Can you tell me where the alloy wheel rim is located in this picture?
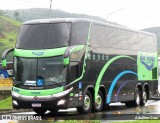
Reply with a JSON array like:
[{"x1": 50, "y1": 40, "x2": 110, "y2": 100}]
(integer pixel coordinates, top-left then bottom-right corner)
[
  {"x1": 136, "y1": 93, "x2": 140, "y2": 105},
  {"x1": 143, "y1": 91, "x2": 147, "y2": 103},
  {"x1": 95, "y1": 94, "x2": 102, "y2": 109},
  {"x1": 84, "y1": 95, "x2": 91, "y2": 110}
]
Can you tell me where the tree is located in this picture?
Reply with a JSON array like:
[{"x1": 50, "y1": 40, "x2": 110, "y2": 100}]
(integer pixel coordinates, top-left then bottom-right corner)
[
  {"x1": 14, "y1": 11, "x2": 20, "y2": 21},
  {"x1": 0, "y1": 10, "x2": 4, "y2": 16}
]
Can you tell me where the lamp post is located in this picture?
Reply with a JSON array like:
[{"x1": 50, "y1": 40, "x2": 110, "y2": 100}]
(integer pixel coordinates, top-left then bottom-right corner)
[
  {"x1": 50, "y1": 0, "x2": 52, "y2": 18},
  {"x1": 106, "y1": 7, "x2": 125, "y2": 21}
]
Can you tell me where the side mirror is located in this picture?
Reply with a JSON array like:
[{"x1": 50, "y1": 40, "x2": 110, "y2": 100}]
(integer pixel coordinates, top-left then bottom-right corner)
[
  {"x1": 63, "y1": 45, "x2": 85, "y2": 65},
  {"x1": 1, "y1": 48, "x2": 14, "y2": 67}
]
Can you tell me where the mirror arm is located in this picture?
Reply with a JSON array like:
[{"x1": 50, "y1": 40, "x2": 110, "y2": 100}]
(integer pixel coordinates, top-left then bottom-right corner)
[{"x1": 1, "y1": 48, "x2": 14, "y2": 67}]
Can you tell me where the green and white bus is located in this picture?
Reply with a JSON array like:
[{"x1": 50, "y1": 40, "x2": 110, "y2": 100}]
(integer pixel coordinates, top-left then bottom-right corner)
[{"x1": 2, "y1": 18, "x2": 158, "y2": 114}]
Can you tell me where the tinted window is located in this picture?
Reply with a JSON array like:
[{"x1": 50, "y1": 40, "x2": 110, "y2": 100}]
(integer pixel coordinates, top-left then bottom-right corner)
[
  {"x1": 127, "y1": 31, "x2": 138, "y2": 50},
  {"x1": 16, "y1": 23, "x2": 71, "y2": 49},
  {"x1": 90, "y1": 24, "x2": 117, "y2": 54},
  {"x1": 70, "y1": 22, "x2": 90, "y2": 45},
  {"x1": 14, "y1": 56, "x2": 66, "y2": 86},
  {"x1": 90, "y1": 24, "x2": 106, "y2": 46},
  {"x1": 90, "y1": 23, "x2": 157, "y2": 52},
  {"x1": 146, "y1": 35, "x2": 157, "y2": 52},
  {"x1": 138, "y1": 33, "x2": 147, "y2": 51},
  {"x1": 91, "y1": 24, "x2": 117, "y2": 47},
  {"x1": 115, "y1": 29, "x2": 127, "y2": 49}
]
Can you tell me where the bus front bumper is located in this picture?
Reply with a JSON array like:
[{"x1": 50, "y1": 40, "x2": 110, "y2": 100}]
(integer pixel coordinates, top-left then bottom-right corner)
[{"x1": 12, "y1": 87, "x2": 73, "y2": 109}]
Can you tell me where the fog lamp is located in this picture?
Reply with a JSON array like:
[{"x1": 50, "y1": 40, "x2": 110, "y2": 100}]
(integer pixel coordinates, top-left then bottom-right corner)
[
  {"x1": 57, "y1": 99, "x2": 66, "y2": 106},
  {"x1": 13, "y1": 100, "x2": 18, "y2": 106}
]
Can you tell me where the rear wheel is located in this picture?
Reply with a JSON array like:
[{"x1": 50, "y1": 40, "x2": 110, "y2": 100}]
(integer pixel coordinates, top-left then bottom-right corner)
[
  {"x1": 103, "y1": 104, "x2": 110, "y2": 110},
  {"x1": 131, "y1": 87, "x2": 141, "y2": 107},
  {"x1": 77, "y1": 90, "x2": 92, "y2": 114},
  {"x1": 125, "y1": 87, "x2": 141, "y2": 107},
  {"x1": 33, "y1": 108, "x2": 47, "y2": 115},
  {"x1": 125, "y1": 101, "x2": 133, "y2": 107},
  {"x1": 92, "y1": 91, "x2": 104, "y2": 112},
  {"x1": 140, "y1": 88, "x2": 147, "y2": 106}
]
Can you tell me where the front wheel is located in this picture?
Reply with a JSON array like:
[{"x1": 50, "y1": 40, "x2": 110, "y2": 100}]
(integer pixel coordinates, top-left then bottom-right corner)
[
  {"x1": 125, "y1": 101, "x2": 133, "y2": 107},
  {"x1": 77, "y1": 90, "x2": 92, "y2": 114},
  {"x1": 125, "y1": 87, "x2": 141, "y2": 107},
  {"x1": 49, "y1": 108, "x2": 59, "y2": 114},
  {"x1": 33, "y1": 108, "x2": 47, "y2": 115}
]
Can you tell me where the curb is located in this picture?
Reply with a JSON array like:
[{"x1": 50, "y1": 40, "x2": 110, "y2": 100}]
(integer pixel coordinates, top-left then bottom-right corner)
[
  {"x1": 150, "y1": 96, "x2": 160, "y2": 100},
  {"x1": 0, "y1": 109, "x2": 32, "y2": 114}
]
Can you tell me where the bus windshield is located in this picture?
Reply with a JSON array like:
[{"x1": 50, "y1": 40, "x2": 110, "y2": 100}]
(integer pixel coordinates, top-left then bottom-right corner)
[
  {"x1": 16, "y1": 23, "x2": 71, "y2": 49},
  {"x1": 14, "y1": 56, "x2": 66, "y2": 86}
]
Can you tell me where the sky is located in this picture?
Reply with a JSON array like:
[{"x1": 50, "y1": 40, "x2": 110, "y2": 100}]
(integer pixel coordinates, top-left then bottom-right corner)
[{"x1": 0, "y1": 0, "x2": 160, "y2": 29}]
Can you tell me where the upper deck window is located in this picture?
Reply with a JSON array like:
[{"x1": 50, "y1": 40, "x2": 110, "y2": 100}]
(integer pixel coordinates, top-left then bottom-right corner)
[{"x1": 16, "y1": 23, "x2": 71, "y2": 49}]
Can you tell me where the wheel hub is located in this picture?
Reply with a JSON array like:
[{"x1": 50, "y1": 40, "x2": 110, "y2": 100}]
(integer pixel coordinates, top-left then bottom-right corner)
[
  {"x1": 143, "y1": 91, "x2": 147, "y2": 102},
  {"x1": 95, "y1": 94, "x2": 102, "y2": 109},
  {"x1": 84, "y1": 95, "x2": 91, "y2": 110},
  {"x1": 136, "y1": 93, "x2": 140, "y2": 105}
]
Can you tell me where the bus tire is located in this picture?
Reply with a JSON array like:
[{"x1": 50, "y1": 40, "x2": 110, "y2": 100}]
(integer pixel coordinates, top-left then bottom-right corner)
[
  {"x1": 125, "y1": 101, "x2": 133, "y2": 107},
  {"x1": 133, "y1": 87, "x2": 141, "y2": 107},
  {"x1": 49, "y1": 108, "x2": 59, "y2": 114},
  {"x1": 140, "y1": 88, "x2": 147, "y2": 106},
  {"x1": 77, "y1": 90, "x2": 92, "y2": 114},
  {"x1": 33, "y1": 108, "x2": 47, "y2": 115},
  {"x1": 103, "y1": 104, "x2": 110, "y2": 110},
  {"x1": 92, "y1": 91, "x2": 103, "y2": 112}
]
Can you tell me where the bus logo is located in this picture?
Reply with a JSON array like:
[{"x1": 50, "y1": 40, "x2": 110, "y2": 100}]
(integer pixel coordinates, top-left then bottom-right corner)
[
  {"x1": 140, "y1": 54, "x2": 155, "y2": 71},
  {"x1": 32, "y1": 51, "x2": 45, "y2": 56}
]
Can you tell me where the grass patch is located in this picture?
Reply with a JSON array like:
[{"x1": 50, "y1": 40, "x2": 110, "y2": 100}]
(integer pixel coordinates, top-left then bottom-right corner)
[
  {"x1": 0, "y1": 16, "x2": 21, "y2": 27},
  {"x1": 0, "y1": 96, "x2": 12, "y2": 110},
  {"x1": 112, "y1": 120, "x2": 160, "y2": 123},
  {"x1": 48, "y1": 121, "x2": 100, "y2": 123},
  {"x1": 0, "y1": 31, "x2": 17, "y2": 61},
  {"x1": 0, "y1": 16, "x2": 21, "y2": 61}
]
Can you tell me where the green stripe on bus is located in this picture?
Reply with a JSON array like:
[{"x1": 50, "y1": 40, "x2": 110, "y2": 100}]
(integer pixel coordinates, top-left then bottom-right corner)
[
  {"x1": 94, "y1": 55, "x2": 136, "y2": 100},
  {"x1": 14, "y1": 47, "x2": 68, "y2": 57},
  {"x1": 12, "y1": 86, "x2": 64, "y2": 96}
]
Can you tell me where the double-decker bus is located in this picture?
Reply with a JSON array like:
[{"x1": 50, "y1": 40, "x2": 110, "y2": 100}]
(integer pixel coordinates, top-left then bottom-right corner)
[{"x1": 1, "y1": 18, "x2": 158, "y2": 114}]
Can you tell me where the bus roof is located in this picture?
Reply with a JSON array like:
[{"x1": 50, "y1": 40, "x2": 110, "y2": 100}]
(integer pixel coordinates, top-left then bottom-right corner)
[
  {"x1": 23, "y1": 18, "x2": 91, "y2": 25},
  {"x1": 23, "y1": 18, "x2": 156, "y2": 36}
]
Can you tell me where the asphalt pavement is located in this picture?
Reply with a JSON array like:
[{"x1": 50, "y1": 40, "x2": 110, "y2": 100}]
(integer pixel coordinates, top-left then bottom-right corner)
[{"x1": 0, "y1": 99, "x2": 159, "y2": 123}]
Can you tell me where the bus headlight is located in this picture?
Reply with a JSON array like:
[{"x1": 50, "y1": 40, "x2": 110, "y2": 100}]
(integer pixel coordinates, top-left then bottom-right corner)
[{"x1": 13, "y1": 100, "x2": 18, "y2": 106}]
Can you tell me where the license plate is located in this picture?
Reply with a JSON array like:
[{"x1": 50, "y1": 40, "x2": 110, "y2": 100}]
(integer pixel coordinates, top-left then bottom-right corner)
[{"x1": 32, "y1": 103, "x2": 41, "y2": 107}]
